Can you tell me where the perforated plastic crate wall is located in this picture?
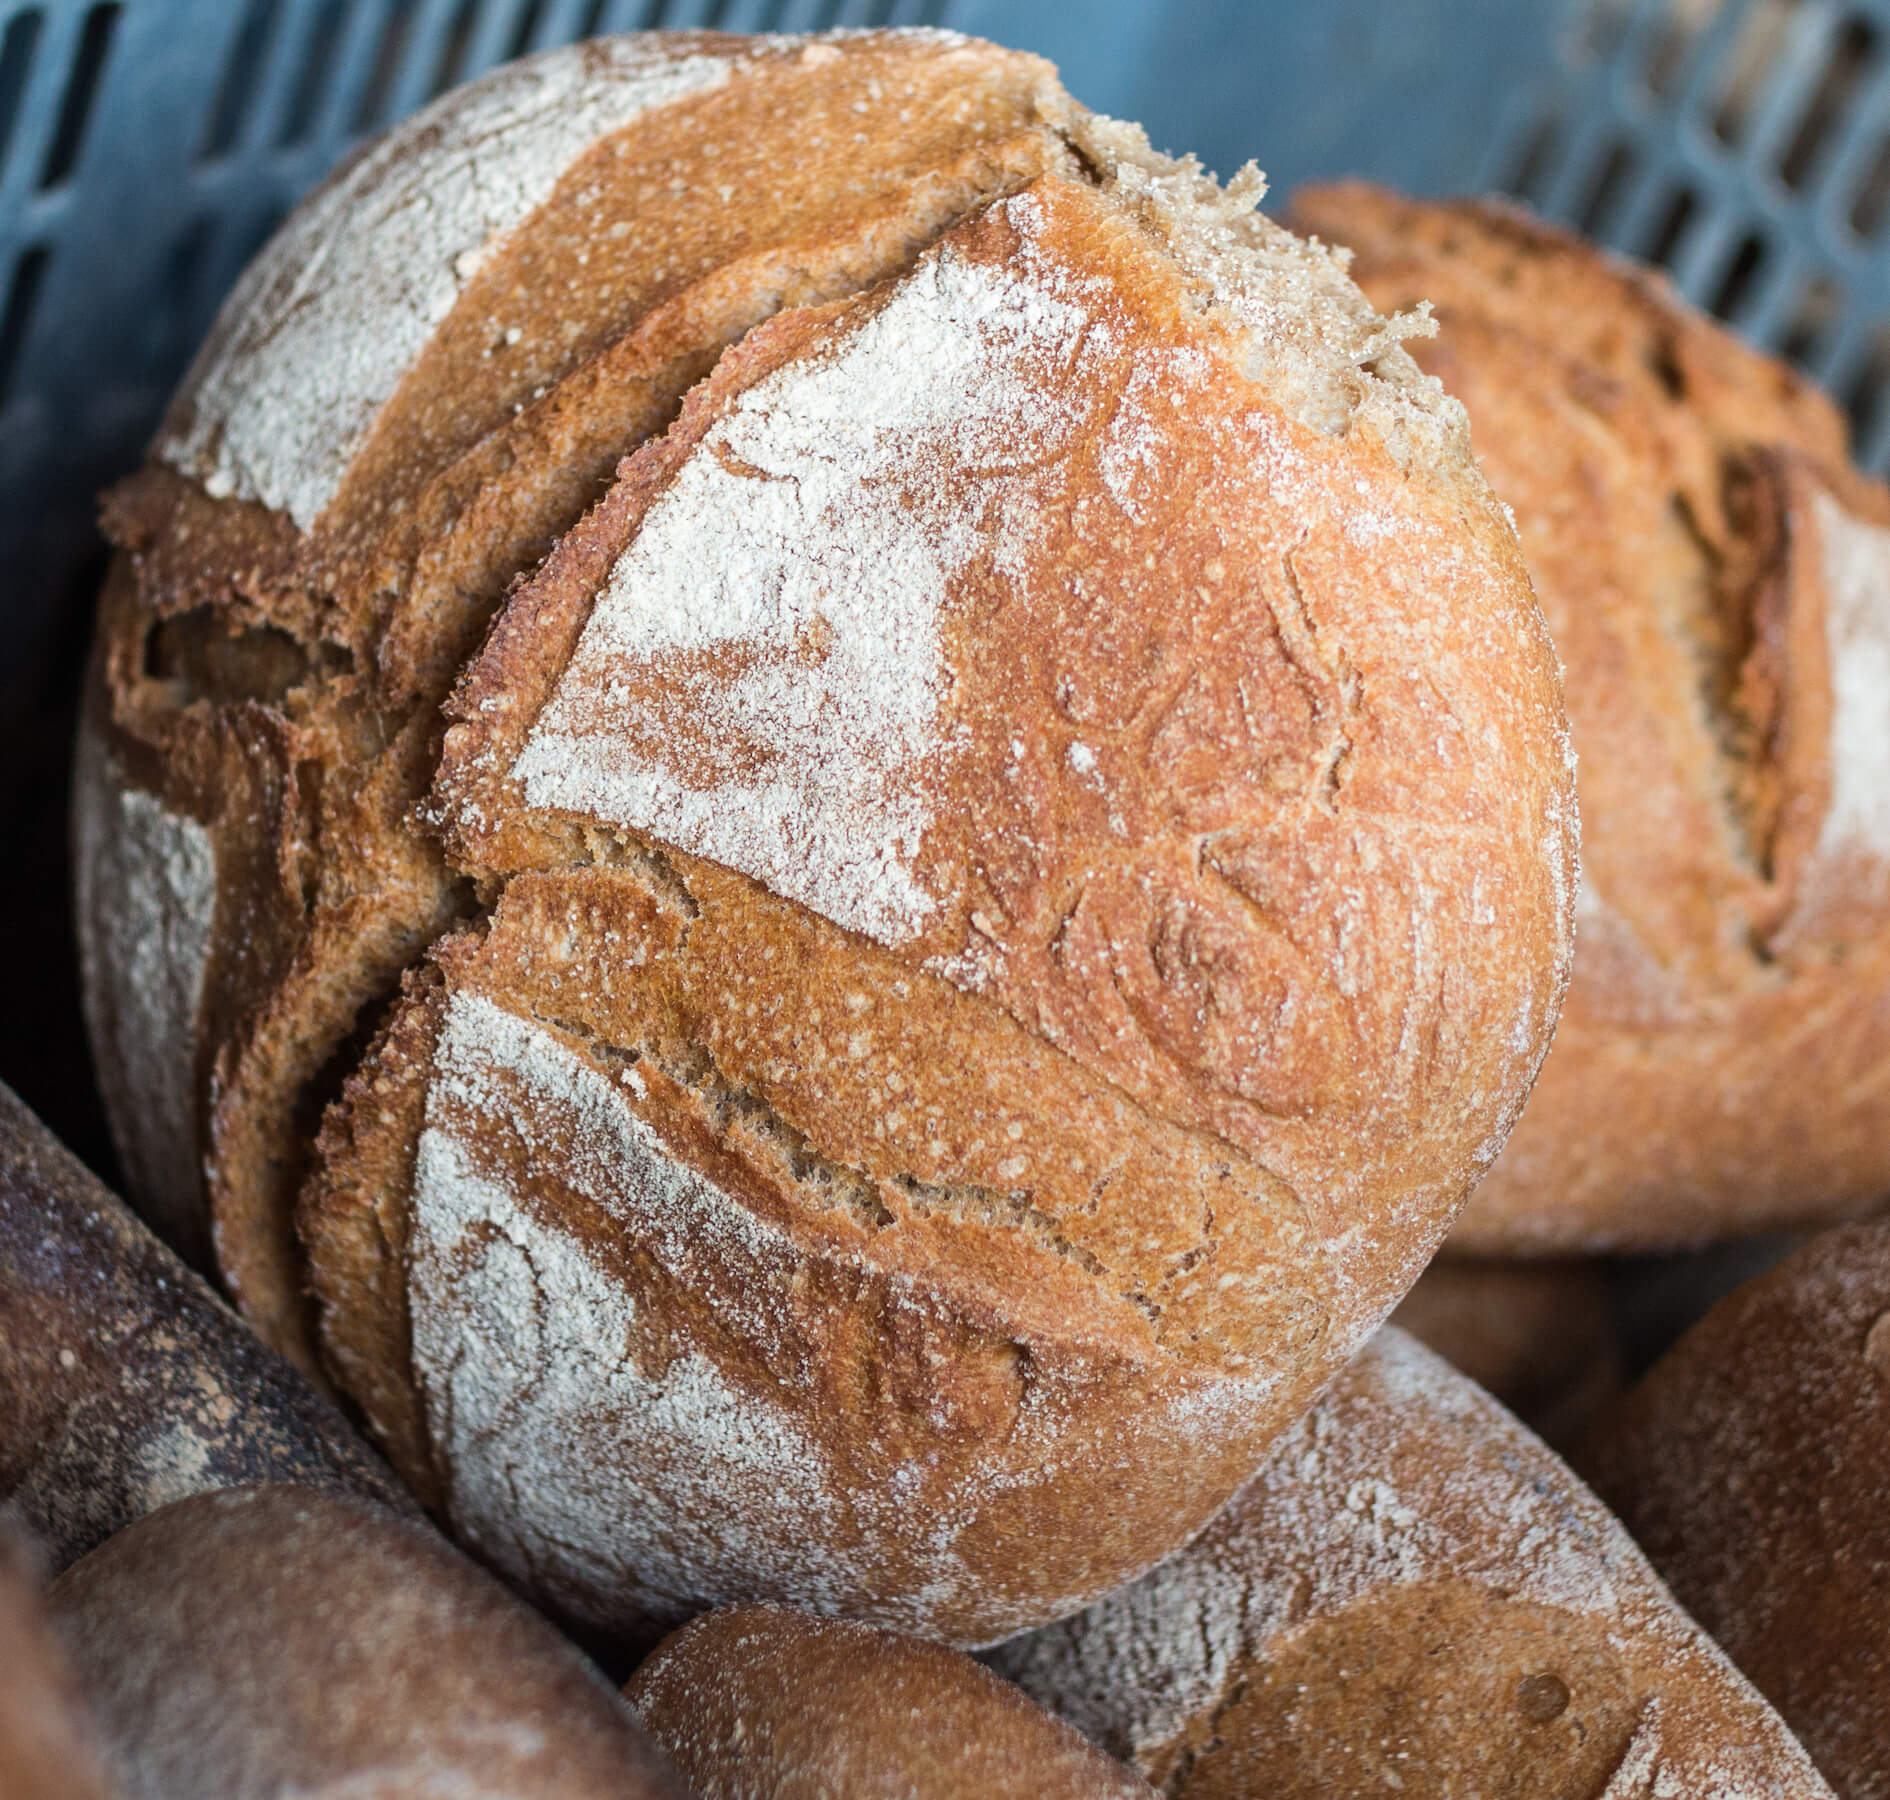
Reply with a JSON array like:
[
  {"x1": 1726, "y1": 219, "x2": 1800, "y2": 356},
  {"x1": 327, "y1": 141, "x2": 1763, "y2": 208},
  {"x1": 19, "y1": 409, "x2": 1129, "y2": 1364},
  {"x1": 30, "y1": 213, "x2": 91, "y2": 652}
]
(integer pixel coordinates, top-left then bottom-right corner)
[{"x1": 9, "y1": 0, "x2": 1890, "y2": 694}]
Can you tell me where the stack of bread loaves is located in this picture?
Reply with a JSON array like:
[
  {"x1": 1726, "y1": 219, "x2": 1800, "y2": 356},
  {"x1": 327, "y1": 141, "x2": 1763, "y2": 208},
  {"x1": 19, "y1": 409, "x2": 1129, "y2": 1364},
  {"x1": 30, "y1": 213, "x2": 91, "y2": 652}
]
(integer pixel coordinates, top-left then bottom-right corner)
[
  {"x1": 75, "y1": 26, "x2": 1576, "y2": 1652},
  {"x1": 44, "y1": 19, "x2": 1890, "y2": 1796}
]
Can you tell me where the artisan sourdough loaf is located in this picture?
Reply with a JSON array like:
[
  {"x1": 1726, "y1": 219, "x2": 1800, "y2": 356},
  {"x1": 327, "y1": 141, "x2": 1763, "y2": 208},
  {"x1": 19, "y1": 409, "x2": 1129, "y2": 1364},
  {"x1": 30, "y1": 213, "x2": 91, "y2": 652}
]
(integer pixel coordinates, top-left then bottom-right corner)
[
  {"x1": 1292, "y1": 182, "x2": 1890, "y2": 1250},
  {"x1": 80, "y1": 31, "x2": 1574, "y2": 1643},
  {"x1": 1583, "y1": 1224, "x2": 1890, "y2": 1800},
  {"x1": 626, "y1": 1604, "x2": 1155, "y2": 1798},
  {"x1": 991, "y1": 1327, "x2": 1834, "y2": 1799}
]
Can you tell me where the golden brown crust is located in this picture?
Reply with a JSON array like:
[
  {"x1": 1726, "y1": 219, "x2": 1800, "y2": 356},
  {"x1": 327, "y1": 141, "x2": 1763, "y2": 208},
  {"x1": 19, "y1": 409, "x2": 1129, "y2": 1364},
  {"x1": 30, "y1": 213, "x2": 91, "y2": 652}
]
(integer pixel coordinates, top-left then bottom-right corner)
[
  {"x1": 626, "y1": 1604, "x2": 1155, "y2": 1798},
  {"x1": 1291, "y1": 181, "x2": 1890, "y2": 1250},
  {"x1": 84, "y1": 37, "x2": 1572, "y2": 1646},
  {"x1": 1582, "y1": 1224, "x2": 1890, "y2": 1799},
  {"x1": 45, "y1": 1486, "x2": 687, "y2": 1798},
  {"x1": 992, "y1": 1328, "x2": 1833, "y2": 1800},
  {"x1": 1389, "y1": 1256, "x2": 1621, "y2": 1449},
  {"x1": 84, "y1": 30, "x2": 1076, "y2": 1365}
]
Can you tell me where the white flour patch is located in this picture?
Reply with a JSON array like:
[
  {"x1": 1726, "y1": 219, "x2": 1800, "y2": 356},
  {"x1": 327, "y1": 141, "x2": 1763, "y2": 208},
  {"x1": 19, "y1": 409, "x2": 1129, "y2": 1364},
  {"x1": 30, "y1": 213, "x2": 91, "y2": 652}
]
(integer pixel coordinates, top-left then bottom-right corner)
[
  {"x1": 408, "y1": 992, "x2": 852, "y2": 1629},
  {"x1": 72, "y1": 727, "x2": 217, "y2": 1248},
  {"x1": 157, "y1": 39, "x2": 733, "y2": 528},
  {"x1": 512, "y1": 213, "x2": 1105, "y2": 946},
  {"x1": 1806, "y1": 492, "x2": 1890, "y2": 886}
]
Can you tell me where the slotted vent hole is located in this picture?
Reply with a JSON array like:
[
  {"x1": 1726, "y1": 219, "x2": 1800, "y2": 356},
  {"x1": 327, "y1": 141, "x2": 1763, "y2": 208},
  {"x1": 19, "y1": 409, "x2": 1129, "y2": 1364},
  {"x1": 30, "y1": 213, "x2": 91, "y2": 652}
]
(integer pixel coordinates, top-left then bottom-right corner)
[
  {"x1": 151, "y1": 215, "x2": 215, "y2": 365},
  {"x1": 200, "y1": 0, "x2": 279, "y2": 161},
  {"x1": 1505, "y1": 112, "x2": 1565, "y2": 203},
  {"x1": 429, "y1": 0, "x2": 481, "y2": 98},
  {"x1": 1712, "y1": 0, "x2": 1799, "y2": 149},
  {"x1": 1708, "y1": 230, "x2": 1768, "y2": 319},
  {"x1": 277, "y1": 0, "x2": 349, "y2": 148},
  {"x1": 1778, "y1": 271, "x2": 1841, "y2": 362},
  {"x1": 0, "y1": 243, "x2": 48, "y2": 408},
  {"x1": 352, "y1": 0, "x2": 419, "y2": 135},
  {"x1": 0, "y1": 10, "x2": 43, "y2": 181},
  {"x1": 506, "y1": 0, "x2": 547, "y2": 58},
  {"x1": 1577, "y1": 138, "x2": 1639, "y2": 236},
  {"x1": 1847, "y1": 129, "x2": 1890, "y2": 234},
  {"x1": 1779, "y1": 14, "x2": 1877, "y2": 188},
  {"x1": 39, "y1": 1, "x2": 117, "y2": 187},
  {"x1": 1640, "y1": 182, "x2": 1700, "y2": 267}
]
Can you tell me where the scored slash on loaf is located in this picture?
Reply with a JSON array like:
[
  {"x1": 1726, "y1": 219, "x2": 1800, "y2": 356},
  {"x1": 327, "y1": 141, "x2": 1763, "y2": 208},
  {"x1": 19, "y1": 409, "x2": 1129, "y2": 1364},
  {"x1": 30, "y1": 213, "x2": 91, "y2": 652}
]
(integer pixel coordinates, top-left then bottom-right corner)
[{"x1": 78, "y1": 30, "x2": 1576, "y2": 1646}]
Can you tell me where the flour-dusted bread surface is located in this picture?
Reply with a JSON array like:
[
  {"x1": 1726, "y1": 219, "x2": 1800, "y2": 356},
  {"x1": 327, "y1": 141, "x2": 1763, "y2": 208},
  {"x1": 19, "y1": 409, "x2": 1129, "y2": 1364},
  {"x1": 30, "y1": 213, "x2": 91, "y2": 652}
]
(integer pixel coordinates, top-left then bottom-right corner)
[
  {"x1": 0, "y1": 1080, "x2": 410, "y2": 1573},
  {"x1": 991, "y1": 1327, "x2": 1832, "y2": 1799},
  {"x1": 1292, "y1": 181, "x2": 1890, "y2": 1251},
  {"x1": 1389, "y1": 1255, "x2": 1621, "y2": 1448},
  {"x1": 627, "y1": 1603, "x2": 1154, "y2": 1798},
  {"x1": 0, "y1": 1536, "x2": 109, "y2": 1800},
  {"x1": 1584, "y1": 1224, "x2": 1890, "y2": 1800},
  {"x1": 45, "y1": 1485, "x2": 687, "y2": 1800},
  {"x1": 83, "y1": 30, "x2": 1574, "y2": 1646}
]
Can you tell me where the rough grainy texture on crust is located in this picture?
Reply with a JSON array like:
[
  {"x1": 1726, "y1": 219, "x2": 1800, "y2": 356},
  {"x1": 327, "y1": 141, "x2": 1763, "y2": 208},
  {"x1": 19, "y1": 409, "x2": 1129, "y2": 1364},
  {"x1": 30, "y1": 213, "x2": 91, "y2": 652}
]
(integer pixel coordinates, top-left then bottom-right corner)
[
  {"x1": 1583, "y1": 1224, "x2": 1890, "y2": 1800},
  {"x1": 45, "y1": 1485, "x2": 688, "y2": 1800},
  {"x1": 1389, "y1": 1255, "x2": 1621, "y2": 1449},
  {"x1": 82, "y1": 32, "x2": 1573, "y2": 1644},
  {"x1": 1293, "y1": 181, "x2": 1890, "y2": 1251},
  {"x1": 0, "y1": 1080, "x2": 412, "y2": 1573},
  {"x1": 991, "y1": 1327, "x2": 1833, "y2": 1799},
  {"x1": 0, "y1": 1535, "x2": 110, "y2": 1800},
  {"x1": 626, "y1": 1603, "x2": 1156, "y2": 1798}
]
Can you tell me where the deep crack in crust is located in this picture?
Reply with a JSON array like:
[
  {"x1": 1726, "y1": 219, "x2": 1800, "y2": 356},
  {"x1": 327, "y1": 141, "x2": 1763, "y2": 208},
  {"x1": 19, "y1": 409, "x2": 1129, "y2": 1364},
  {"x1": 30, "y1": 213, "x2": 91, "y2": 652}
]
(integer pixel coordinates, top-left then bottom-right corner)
[
  {"x1": 81, "y1": 34, "x2": 1574, "y2": 1641},
  {"x1": 1292, "y1": 181, "x2": 1890, "y2": 1251}
]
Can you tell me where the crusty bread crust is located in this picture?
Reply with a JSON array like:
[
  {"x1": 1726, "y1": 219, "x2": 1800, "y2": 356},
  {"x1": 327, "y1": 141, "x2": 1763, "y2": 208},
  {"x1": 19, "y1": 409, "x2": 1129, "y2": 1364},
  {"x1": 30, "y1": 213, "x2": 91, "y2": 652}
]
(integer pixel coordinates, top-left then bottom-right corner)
[
  {"x1": 1583, "y1": 1224, "x2": 1890, "y2": 1799},
  {"x1": 0, "y1": 1080, "x2": 412, "y2": 1574},
  {"x1": 627, "y1": 1604, "x2": 1155, "y2": 1798},
  {"x1": 45, "y1": 1486, "x2": 687, "y2": 1798},
  {"x1": 83, "y1": 35, "x2": 1573, "y2": 1643},
  {"x1": 992, "y1": 1327, "x2": 1834, "y2": 1799},
  {"x1": 1293, "y1": 182, "x2": 1890, "y2": 1251}
]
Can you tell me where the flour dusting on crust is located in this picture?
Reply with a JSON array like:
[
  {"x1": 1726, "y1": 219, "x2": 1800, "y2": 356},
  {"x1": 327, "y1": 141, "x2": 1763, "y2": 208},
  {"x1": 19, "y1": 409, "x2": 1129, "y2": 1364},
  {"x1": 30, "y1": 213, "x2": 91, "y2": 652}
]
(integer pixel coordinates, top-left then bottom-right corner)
[
  {"x1": 992, "y1": 1329, "x2": 1830, "y2": 1796},
  {"x1": 409, "y1": 991, "x2": 854, "y2": 1629},
  {"x1": 1808, "y1": 492, "x2": 1890, "y2": 883},
  {"x1": 514, "y1": 216, "x2": 1103, "y2": 945},
  {"x1": 157, "y1": 39, "x2": 733, "y2": 529},
  {"x1": 72, "y1": 726, "x2": 217, "y2": 1246}
]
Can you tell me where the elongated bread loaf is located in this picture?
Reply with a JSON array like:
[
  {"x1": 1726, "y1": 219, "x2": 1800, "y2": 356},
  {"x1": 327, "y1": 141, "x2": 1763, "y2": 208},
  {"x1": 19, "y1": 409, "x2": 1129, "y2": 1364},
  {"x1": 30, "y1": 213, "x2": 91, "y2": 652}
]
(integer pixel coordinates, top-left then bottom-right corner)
[
  {"x1": 81, "y1": 31, "x2": 1573, "y2": 1645},
  {"x1": 0, "y1": 1080, "x2": 409, "y2": 1572},
  {"x1": 1292, "y1": 182, "x2": 1890, "y2": 1251},
  {"x1": 992, "y1": 1328, "x2": 1833, "y2": 1798}
]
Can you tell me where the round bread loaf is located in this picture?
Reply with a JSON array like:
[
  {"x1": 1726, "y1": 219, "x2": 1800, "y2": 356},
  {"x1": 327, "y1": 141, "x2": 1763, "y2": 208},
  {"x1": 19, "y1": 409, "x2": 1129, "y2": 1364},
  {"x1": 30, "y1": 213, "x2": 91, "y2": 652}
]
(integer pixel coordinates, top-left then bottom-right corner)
[
  {"x1": 1290, "y1": 181, "x2": 1890, "y2": 1251},
  {"x1": 990, "y1": 1327, "x2": 1833, "y2": 1799},
  {"x1": 0, "y1": 1536, "x2": 109, "y2": 1800},
  {"x1": 45, "y1": 1484, "x2": 686, "y2": 1799},
  {"x1": 80, "y1": 30, "x2": 1574, "y2": 1644},
  {"x1": 626, "y1": 1603, "x2": 1154, "y2": 1798},
  {"x1": 1388, "y1": 1255, "x2": 1620, "y2": 1448},
  {"x1": 0, "y1": 1079, "x2": 410, "y2": 1572},
  {"x1": 1582, "y1": 1223, "x2": 1890, "y2": 1800}
]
